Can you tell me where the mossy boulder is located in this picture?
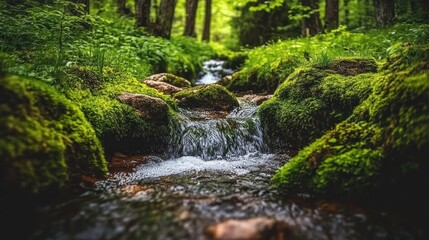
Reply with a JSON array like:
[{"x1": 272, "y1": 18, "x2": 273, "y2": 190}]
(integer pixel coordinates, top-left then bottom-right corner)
[
  {"x1": 226, "y1": 57, "x2": 299, "y2": 93},
  {"x1": 0, "y1": 75, "x2": 107, "y2": 195},
  {"x1": 118, "y1": 92, "x2": 169, "y2": 124},
  {"x1": 174, "y1": 84, "x2": 239, "y2": 111},
  {"x1": 259, "y1": 67, "x2": 375, "y2": 151},
  {"x1": 324, "y1": 57, "x2": 378, "y2": 76},
  {"x1": 60, "y1": 67, "x2": 179, "y2": 155},
  {"x1": 144, "y1": 73, "x2": 191, "y2": 88},
  {"x1": 272, "y1": 44, "x2": 429, "y2": 201}
]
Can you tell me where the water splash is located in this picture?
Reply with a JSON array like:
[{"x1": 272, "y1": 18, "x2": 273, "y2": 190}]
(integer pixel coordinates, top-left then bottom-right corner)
[{"x1": 169, "y1": 102, "x2": 268, "y2": 160}]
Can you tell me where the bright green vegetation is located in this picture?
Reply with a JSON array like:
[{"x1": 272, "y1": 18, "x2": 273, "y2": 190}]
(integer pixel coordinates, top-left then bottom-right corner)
[
  {"x1": 60, "y1": 65, "x2": 179, "y2": 155},
  {"x1": 0, "y1": 75, "x2": 107, "y2": 195},
  {"x1": 259, "y1": 58, "x2": 376, "y2": 151},
  {"x1": 174, "y1": 84, "x2": 239, "y2": 111},
  {"x1": 227, "y1": 24, "x2": 429, "y2": 93},
  {"x1": 271, "y1": 43, "x2": 429, "y2": 200},
  {"x1": 0, "y1": 1, "x2": 215, "y2": 82}
]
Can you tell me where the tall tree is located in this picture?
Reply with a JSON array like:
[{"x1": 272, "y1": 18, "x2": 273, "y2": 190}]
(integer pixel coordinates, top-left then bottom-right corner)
[
  {"x1": 135, "y1": 0, "x2": 151, "y2": 28},
  {"x1": 184, "y1": 0, "x2": 199, "y2": 37},
  {"x1": 325, "y1": 0, "x2": 339, "y2": 31},
  {"x1": 373, "y1": 0, "x2": 395, "y2": 27},
  {"x1": 117, "y1": 0, "x2": 130, "y2": 15},
  {"x1": 344, "y1": 0, "x2": 350, "y2": 25},
  {"x1": 156, "y1": 0, "x2": 177, "y2": 39},
  {"x1": 202, "y1": 0, "x2": 212, "y2": 42},
  {"x1": 301, "y1": 0, "x2": 322, "y2": 36}
]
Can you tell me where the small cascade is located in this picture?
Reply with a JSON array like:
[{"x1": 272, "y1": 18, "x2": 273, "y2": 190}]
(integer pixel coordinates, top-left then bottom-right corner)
[
  {"x1": 196, "y1": 60, "x2": 233, "y2": 85},
  {"x1": 169, "y1": 101, "x2": 268, "y2": 160}
]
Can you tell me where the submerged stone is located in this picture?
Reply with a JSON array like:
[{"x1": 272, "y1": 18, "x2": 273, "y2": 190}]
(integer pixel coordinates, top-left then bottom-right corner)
[{"x1": 205, "y1": 217, "x2": 291, "y2": 240}]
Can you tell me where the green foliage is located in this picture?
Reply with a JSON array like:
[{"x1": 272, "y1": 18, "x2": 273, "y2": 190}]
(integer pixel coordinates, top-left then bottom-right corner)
[
  {"x1": 174, "y1": 84, "x2": 239, "y2": 111},
  {"x1": 272, "y1": 43, "x2": 429, "y2": 200},
  {"x1": 0, "y1": 75, "x2": 107, "y2": 195},
  {"x1": 59, "y1": 65, "x2": 179, "y2": 154},
  {"x1": 232, "y1": 24, "x2": 429, "y2": 93}
]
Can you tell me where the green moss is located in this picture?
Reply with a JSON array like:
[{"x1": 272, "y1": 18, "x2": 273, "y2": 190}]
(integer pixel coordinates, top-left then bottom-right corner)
[
  {"x1": 174, "y1": 84, "x2": 239, "y2": 111},
  {"x1": 79, "y1": 96, "x2": 175, "y2": 155},
  {"x1": 272, "y1": 122, "x2": 383, "y2": 196},
  {"x1": 0, "y1": 75, "x2": 107, "y2": 195},
  {"x1": 227, "y1": 57, "x2": 300, "y2": 93},
  {"x1": 325, "y1": 57, "x2": 378, "y2": 76},
  {"x1": 272, "y1": 44, "x2": 429, "y2": 200},
  {"x1": 259, "y1": 67, "x2": 375, "y2": 150},
  {"x1": 158, "y1": 74, "x2": 191, "y2": 88}
]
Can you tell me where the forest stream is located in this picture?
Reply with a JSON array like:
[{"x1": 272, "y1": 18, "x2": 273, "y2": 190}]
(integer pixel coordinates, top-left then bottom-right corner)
[{"x1": 13, "y1": 62, "x2": 422, "y2": 240}]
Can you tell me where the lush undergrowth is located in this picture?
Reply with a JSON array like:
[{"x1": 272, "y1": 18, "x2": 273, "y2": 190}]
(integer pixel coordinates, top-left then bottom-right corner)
[
  {"x1": 271, "y1": 43, "x2": 429, "y2": 201},
  {"x1": 227, "y1": 24, "x2": 429, "y2": 93}
]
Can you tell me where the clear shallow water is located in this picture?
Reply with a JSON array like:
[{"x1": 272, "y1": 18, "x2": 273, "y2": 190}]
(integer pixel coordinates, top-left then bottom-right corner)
[{"x1": 20, "y1": 102, "x2": 425, "y2": 240}]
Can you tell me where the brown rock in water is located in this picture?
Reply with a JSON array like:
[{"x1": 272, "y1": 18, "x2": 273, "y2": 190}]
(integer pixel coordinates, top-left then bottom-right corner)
[
  {"x1": 144, "y1": 80, "x2": 182, "y2": 95},
  {"x1": 240, "y1": 94, "x2": 273, "y2": 105},
  {"x1": 117, "y1": 92, "x2": 169, "y2": 123},
  {"x1": 205, "y1": 217, "x2": 291, "y2": 240},
  {"x1": 144, "y1": 73, "x2": 191, "y2": 88}
]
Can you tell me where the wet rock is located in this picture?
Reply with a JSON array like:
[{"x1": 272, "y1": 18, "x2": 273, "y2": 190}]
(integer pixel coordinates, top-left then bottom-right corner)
[
  {"x1": 240, "y1": 94, "x2": 273, "y2": 105},
  {"x1": 117, "y1": 92, "x2": 169, "y2": 123},
  {"x1": 144, "y1": 73, "x2": 191, "y2": 88},
  {"x1": 109, "y1": 153, "x2": 148, "y2": 173},
  {"x1": 205, "y1": 217, "x2": 290, "y2": 240},
  {"x1": 144, "y1": 80, "x2": 183, "y2": 95},
  {"x1": 174, "y1": 84, "x2": 239, "y2": 111}
]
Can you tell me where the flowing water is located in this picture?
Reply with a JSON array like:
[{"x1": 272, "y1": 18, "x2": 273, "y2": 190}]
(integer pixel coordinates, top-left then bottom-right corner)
[
  {"x1": 195, "y1": 60, "x2": 233, "y2": 85},
  {"x1": 15, "y1": 101, "x2": 425, "y2": 239}
]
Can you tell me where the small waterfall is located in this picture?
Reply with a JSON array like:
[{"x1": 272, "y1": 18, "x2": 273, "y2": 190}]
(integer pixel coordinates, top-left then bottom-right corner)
[
  {"x1": 196, "y1": 60, "x2": 233, "y2": 85},
  {"x1": 169, "y1": 101, "x2": 268, "y2": 160}
]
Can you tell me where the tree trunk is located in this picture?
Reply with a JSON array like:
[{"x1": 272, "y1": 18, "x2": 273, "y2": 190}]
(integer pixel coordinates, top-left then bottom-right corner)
[
  {"x1": 117, "y1": 0, "x2": 130, "y2": 15},
  {"x1": 373, "y1": 0, "x2": 395, "y2": 27},
  {"x1": 184, "y1": 0, "x2": 199, "y2": 37},
  {"x1": 410, "y1": 0, "x2": 418, "y2": 14},
  {"x1": 301, "y1": 0, "x2": 322, "y2": 36},
  {"x1": 202, "y1": 0, "x2": 212, "y2": 42},
  {"x1": 344, "y1": 0, "x2": 350, "y2": 25},
  {"x1": 325, "y1": 0, "x2": 339, "y2": 31},
  {"x1": 156, "y1": 0, "x2": 177, "y2": 39},
  {"x1": 135, "y1": 0, "x2": 151, "y2": 28}
]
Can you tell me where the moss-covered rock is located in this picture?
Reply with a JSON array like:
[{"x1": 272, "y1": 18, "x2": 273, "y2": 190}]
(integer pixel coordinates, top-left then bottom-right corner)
[
  {"x1": 174, "y1": 84, "x2": 239, "y2": 111},
  {"x1": 144, "y1": 73, "x2": 191, "y2": 88},
  {"x1": 60, "y1": 66, "x2": 179, "y2": 155},
  {"x1": 325, "y1": 57, "x2": 378, "y2": 76},
  {"x1": 259, "y1": 67, "x2": 375, "y2": 151},
  {"x1": 0, "y1": 75, "x2": 107, "y2": 195},
  {"x1": 118, "y1": 92, "x2": 169, "y2": 124},
  {"x1": 226, "y1": 58, "x2": 299, "y2": 93},
  {"x1": 272, "y1": 44, "x2": 429, "y2": 200}
]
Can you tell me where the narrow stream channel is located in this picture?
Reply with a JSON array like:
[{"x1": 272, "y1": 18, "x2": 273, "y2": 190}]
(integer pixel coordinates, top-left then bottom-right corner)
[{"x1": 19, "y1": 61, "x2": 424, "y2": 239}]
